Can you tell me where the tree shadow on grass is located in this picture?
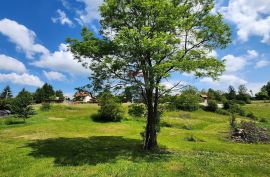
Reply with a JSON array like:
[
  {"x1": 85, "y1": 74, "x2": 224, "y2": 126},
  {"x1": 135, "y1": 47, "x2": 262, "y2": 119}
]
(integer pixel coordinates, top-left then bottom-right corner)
[{"x1": 27, "y1": 136, "x2": 170, "y2": 166}]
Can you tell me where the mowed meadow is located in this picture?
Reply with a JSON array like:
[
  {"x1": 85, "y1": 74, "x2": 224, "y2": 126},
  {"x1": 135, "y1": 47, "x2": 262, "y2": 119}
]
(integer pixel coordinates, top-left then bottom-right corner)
[{"x1": 0, "y1": 102, "x2": 270, "y2": 177}]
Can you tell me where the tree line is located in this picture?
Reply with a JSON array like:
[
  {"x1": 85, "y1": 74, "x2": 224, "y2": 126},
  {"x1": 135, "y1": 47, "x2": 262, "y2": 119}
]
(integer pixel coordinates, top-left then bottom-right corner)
[{"x1": 0, "y1": 84, "x2": 65, "y2": 122}]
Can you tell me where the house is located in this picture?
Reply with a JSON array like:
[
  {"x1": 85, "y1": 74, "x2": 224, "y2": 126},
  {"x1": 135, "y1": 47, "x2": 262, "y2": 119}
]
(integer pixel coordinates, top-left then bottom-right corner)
[
  {"x1": 199, "y1": 94, "x2": 224, "y2": 108},
  {"x1": 74, "y1": 91, "x2": 97, "y2": 103},
  {"x1": 200, "y1": 94, "x2": 208, "y2": 106}
]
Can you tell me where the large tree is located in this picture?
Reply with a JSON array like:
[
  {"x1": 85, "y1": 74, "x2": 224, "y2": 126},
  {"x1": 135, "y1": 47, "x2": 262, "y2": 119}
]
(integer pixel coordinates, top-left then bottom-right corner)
[
  {"x1": 11, "y1": 89, "x2": 35, "y2": 122},
  {"x1": 0, "y1": 86, "x2": 13, "y2": 99},
  {"x1": 68, "y1": 0, "x2": 231, "y2": 150},
  {"x1": 34, "y1": 83, "x2": 55, "y2": 103}
]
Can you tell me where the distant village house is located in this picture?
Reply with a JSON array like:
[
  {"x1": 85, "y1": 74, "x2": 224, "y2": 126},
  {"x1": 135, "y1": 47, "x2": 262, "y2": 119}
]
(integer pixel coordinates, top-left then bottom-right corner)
[{"x1": 74, "y1": 91, "x2": 97, "y2": 103}]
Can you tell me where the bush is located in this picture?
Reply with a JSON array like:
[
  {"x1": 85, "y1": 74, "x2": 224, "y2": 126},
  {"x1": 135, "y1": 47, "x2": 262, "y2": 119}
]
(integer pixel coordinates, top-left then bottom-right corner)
[
  {"x1": 246, "y1": 112, "x2": 257, "y2": 120},
  {"x1": 40, "y1": 103, "x2": 51, "y2": 111},
  {"x1": 11, "y1": 89, "x2": 35, "y2": 122},
  {"x1": 175, "y1": 86, "x2": 200, "y2": 112},
  {"x1": 205, "y1": 100, "x2": 218, "y2": 112},
  {"x1": 128, "y1": 104, "x2": 146, "y2": 118},
  {"x1": 0, "y1": 99, "x2": 12, "y2": 110},
  {"x1": 230, "y1": 113, "x2": 237, "y2": 129},
  {"x1": 235, "y1": 100, "x2": 246, "y2": 105},
  {"x1": 224, "y1": 101, "x2": 246, "y2": 116},
  {"x1": 216, "y1": 108, "x2": 230, "y2": 115},
  {"x1": 237, "y1": 108, "x2": 246, "y2": 117},
  {"x1": 4, "y1": 118, "x2": 24, "y2": 125},
  {"x1": 94, "y1": 92, "x2": 124, "y2": 122},
  {"x1": 259, "y1": 118, "x2": 268, "y2": 123}
]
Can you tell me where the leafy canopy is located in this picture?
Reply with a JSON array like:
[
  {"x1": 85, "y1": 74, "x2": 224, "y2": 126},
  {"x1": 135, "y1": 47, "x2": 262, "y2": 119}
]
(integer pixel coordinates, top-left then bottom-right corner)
[
  {"x1": 67, "y1": 0, "x2": 231, "y2": 93},
  {"x1": 11, "y1": 89, "x2": 35, "y2": 120}
]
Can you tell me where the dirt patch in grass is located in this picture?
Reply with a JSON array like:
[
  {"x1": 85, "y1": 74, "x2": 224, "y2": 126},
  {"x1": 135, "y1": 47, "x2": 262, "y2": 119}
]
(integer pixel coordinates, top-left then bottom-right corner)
[
  {"x1": 16, "y1": 133, "x2": 49, "y2": 140},
  {"x1": 48, "y1": 117, "x2": 66, "y2": 121}
]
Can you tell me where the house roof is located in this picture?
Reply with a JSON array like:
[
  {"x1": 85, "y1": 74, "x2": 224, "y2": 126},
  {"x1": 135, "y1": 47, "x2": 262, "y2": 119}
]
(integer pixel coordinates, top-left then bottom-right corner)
[
  {"x1": 200, "y1": 94, "x2": 208, "y2": 98},
  {"x1": 75, "y1": 91, "x2": 90, "y2": 97}
]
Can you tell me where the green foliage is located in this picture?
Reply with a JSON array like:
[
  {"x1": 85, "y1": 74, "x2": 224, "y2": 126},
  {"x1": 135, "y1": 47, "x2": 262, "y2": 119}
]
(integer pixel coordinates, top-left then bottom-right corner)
[
  {"x1": 0, "y1": 98, "x2": 12, "y2": 110},
  {"x1": 259, "y1": 118, "x2": 268, "y2": 123},
  {"x1": 255, "y1": 91, "x2": 268, "y2": 100},
  {"x1": 255, "y1": 81, "x2": 270, "y2": 100},
  {"x1": 55, "y1": 90, "x2": 65, "y2": 102},
  {"x1": 40, "y1": 103, "x2": 51, "y2": 112},
  {"x1": 263, "y1": 81, "x2": 270, "y2": 98},
  {"x1": 175, "y1": 86, "x2": 200, "y2": 112},
  {"x1": 234, "y1": 100, "x2": 246, "y2": 105},
  {"x1": 0, "y1": 86, "x2": 12, "y2": 99},
  {"x1": 237, "y1": 108, "x2": 246, "y2": 117},
  {"x1": 34, "y1": 83, "x2": 55, "y2": 103},
  {"x1": 230, "y1": 113, "x2": 236, "y2": 129},
  {"x1": 205, "y1": 100, "x2": 218, "y2": 112},
  {"x1": 216, "y1": 108, "x2": 230, "y2": 115},
  {"x1": 128, "y1": 104, "x2": 146, "y2": 118},
  {"x1": 67, "y1": 0, "x2": 231, "y2": 149},
  {"x1": 94, "y1": 92, "x2": 124, "y2": 122},
  {"x1": 11, "y1": 89, "x2": 35, "y2": 121},
  {"x1": 207, "y1": 89, "x2": 227, "y2": 103},
  {"x1": 236, "y1": 85, "x2": 251, "y2": 104},
  {"x1": 223, "y1": 100, "x2": 246, "y2": 116},
  {"x1": 226, "y1": 86, "x2": 236, "y2": 100},
  {"x1": 246, "y1": 112, "x2": 257, "y2": 120},
  {"x1": 4, "y1": 118, "x2": 24, "y2": 125}
]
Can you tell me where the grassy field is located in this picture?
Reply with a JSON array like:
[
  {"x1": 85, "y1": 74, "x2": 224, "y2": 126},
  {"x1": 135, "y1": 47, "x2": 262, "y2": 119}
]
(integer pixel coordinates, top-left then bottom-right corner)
[{"x1": 0, "y1": 102, "x2": 270, "y2": 177}]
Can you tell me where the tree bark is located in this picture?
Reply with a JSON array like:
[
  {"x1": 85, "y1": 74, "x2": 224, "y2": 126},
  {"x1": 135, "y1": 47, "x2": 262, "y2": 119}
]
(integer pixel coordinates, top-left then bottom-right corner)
[{"x1": 143, "y1": 88, "x2": 158, "y2": 150}]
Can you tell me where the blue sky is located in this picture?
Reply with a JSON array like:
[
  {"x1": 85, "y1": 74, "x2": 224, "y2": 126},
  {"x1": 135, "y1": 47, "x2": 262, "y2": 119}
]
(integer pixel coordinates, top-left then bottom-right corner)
[{"x1": 0, "y1": 0, "x2": 269, "y2": 97}]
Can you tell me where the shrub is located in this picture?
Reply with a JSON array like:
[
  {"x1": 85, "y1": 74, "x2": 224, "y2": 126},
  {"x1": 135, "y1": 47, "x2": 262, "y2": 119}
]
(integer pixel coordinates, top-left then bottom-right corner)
[
  {"x1": 246, "y1": 112, "x2": 257, "y2": 120},
  {"x1": 259, "y1": 118, "x2": 268, "y2": 123},
  {"x1": 0, "y1": 99, "x2": 12, "y2": 110},
  {"x1": 225, "y1": 101, "x2": 246, "y2": 116},
  {"x1": 235, "y1": 100, "x2": 246, "y2": 105},
  {"x1": 40, "y1": 103, "x2": 51, "y2": 111},
  {"x1": 230, "y1": 113, "x2": 237, "y2": 129},
  {"x1": 205, "y1": 100, "x2": 218, "y2": 112},
  {"x1": 11, "y1": 89, "x2": 35, "y2": 122},
  {"x1": 223, "y1": 100, "x2": 233, "y2": 110},
  {"x1": 94, "y1": 92, "x2": 124, "y2": 122},
  {"x1": 128, "y1": 104, "x2": 146, "y2": 118},
  {"x1": 237, "y1": 108, "x2": 246, "y2": 117},
  {"x1": 175, "y1": 86, "x2": 200, "y2": 112},
  {"x1": 216, "y1": 108, "x2": 230, "y2": 115},
  {"x1": 4, "y1": 118, "x2": 24, "y2": 125}
]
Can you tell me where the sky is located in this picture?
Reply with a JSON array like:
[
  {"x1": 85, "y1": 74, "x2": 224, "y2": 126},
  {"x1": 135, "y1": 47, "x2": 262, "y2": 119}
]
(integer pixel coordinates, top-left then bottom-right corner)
[{"x1": 0, "y1": 0, "x2": 269, "y2": 97}]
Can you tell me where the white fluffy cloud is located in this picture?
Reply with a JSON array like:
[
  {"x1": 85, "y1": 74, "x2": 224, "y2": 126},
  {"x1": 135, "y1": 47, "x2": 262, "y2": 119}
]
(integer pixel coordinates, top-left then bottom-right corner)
[
  {"x1": 199, "y1": 49, "x2": 266, "y2": 93},
  {"x1": 43, "y1": 71, "x2": 67, "y2": 81},
  {"x1": 255, "y1": 60, "x2": 270, "y2": 68},
  {"x1": 223, "y1": 54, "x2": 246, "y2": 73},
  {"x1": 76, "y1": 0, "x2": 103, "y2": 24},
  {"x1": 0, "y1": 18, "x2": 49, "y2": 59},
  {"x1": 247, "y1": 50, "x2": 259, "y2": 58},
  {"x1": 0, "y1": 54, "x2": 27, "y2": 74},
  {"x1": 221, "y1": 0, "x2": 270, "y2": 44},
  {"x1": 201, "y1": 74, "x2": 247, "y2": 88},
  {"x1": 32, "y1": 43, "x2": 90, "y2": 75},
  {"x1": 52, "y1": 9, "x2": 74, "y2": 27},
  {"x1": 0, "y1": 73, "x2": 44, "y2": 87}
]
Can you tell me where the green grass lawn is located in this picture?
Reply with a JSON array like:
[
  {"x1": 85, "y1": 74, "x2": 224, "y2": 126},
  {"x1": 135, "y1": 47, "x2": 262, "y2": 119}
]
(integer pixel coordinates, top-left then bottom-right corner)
[{"x1": 0, "y1": 103, "x2": 269, "y2": 177}]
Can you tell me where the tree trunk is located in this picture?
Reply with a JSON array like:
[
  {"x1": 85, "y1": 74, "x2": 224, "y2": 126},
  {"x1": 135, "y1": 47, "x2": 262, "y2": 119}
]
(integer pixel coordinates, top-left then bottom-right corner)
[
  {"x1": 144, "y1": 107, "x2": 158, "y2": 150},
  {"x1": 143, "y1": 88, "x2": 158, "y2": 150}
]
